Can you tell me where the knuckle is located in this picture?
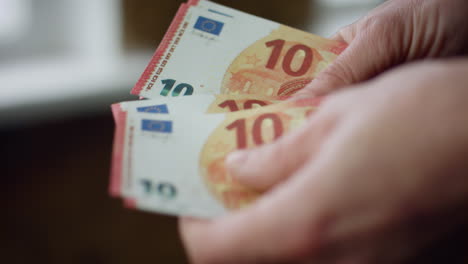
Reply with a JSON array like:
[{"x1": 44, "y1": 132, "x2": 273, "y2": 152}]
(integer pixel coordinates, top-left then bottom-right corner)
[
  {"x1": 358, "y1": 14, "x2": 383, "y2": 35},
  {"x1": 318, "y1": 63, "x2": 353, "y2": 87},
  {"x1": 357, "y1": 12, "x2": 401, "y2": 43}
]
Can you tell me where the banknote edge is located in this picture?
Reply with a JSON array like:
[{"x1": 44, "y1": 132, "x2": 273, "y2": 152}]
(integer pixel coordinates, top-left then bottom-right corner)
[
  {"x1": 123, "y1": 198, "x2": 137, "y2": 209},
  {"x1": 109, "y1": 104, "x2": 127, "y2": 197},
  {"x1": 187, "y1": 0, "x2": 201, "y2": 6},
  {"x1": 131, "y1": 3, "x2": 190, "y2": 96}
]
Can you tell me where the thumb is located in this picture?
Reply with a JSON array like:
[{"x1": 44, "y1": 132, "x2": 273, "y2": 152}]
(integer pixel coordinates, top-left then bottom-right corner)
[
  {"x1": 225, "y1": 112, "x2": 334, "y2": 191},
  {"x1": 298, "y1": 23, "x2": 399, "y2": 97}
]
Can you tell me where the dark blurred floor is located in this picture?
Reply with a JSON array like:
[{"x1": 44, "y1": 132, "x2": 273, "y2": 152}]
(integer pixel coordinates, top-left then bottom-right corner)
[{"x1": 1, "y1": 113, "x2": 187, "y2": 264}]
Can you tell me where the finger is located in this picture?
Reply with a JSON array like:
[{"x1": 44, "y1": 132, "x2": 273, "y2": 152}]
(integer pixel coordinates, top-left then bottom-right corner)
[
  {"x1": 226, "y1": 109, "x2": 336, "y2": 191},
  {"x1": 179, "y1": 170, "x2": 329, "y2": 264},
  {"x1": 180, "y1": 119, "x2": 363, "y2": 264},
  {"x1": 226, "y1": 90, "x2": 360, "y2": 191},
  {"x1": 329, "y1": 30, "x2": 346, "y2": 43},
  {"x1": 298, "y1": 21, "x2": 398, "y2": 98},
  {"x1": 180, "y1": 91, "x2": 362, "y2": 264}
]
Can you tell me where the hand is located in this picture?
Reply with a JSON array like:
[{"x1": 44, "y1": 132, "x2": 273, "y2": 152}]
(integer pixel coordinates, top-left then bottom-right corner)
[
  {"x1": 179, "y1": 59, "x2": 468, "y2": 264},
  {"x1": 298, "y1": 0, "x2": 468, "y2": 97}
]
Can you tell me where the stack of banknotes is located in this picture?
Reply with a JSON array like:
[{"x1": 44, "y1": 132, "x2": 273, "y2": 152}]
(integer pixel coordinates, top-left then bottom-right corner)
[{"x1": 110, "y1": 0, "x2": 346, "y2": 218}]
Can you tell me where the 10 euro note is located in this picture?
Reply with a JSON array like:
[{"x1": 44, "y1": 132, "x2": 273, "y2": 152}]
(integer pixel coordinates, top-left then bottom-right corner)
[
  {"x1": 110, "y1": 94, "x2": 283, "y2": 200},
  {"x1": 132, "y1": 0, "x2": 346, "y2": 99},
  {"x1": 110, "y1": 97, "x2": 321, "y2": 218}
]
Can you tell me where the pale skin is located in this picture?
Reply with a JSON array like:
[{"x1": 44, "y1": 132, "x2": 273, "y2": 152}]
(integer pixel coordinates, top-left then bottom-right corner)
[{"x1": 179, "y1": 0, "x2": 468, "y2": 263}]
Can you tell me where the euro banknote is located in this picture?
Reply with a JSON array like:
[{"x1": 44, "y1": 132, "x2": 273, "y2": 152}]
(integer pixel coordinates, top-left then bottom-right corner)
[
  {"x1": 110, "y1": 97, "x2": 321, "y2": 218},
  {"x1": 132, "y1": 0, "x2": 346, "y2": 99},
  {"x1": 110, "y1": 94, "x2": 282, "y2": 199},
  {"x1": 114, "y1": 94, "x2": 282, "y2": 117}
]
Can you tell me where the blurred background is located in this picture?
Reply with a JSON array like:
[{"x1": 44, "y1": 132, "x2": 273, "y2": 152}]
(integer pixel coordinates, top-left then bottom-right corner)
[{"x1": 2, "y1": 0, "x2": 467, "y2": 263}]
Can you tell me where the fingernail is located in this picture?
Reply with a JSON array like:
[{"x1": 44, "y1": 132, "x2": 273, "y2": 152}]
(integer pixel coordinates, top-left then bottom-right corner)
[{"x1": 225, "y1": 150, "x2": 249, "y2": 172}]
